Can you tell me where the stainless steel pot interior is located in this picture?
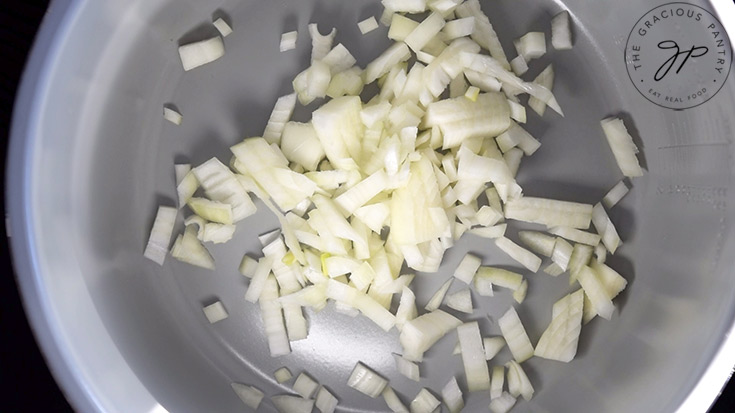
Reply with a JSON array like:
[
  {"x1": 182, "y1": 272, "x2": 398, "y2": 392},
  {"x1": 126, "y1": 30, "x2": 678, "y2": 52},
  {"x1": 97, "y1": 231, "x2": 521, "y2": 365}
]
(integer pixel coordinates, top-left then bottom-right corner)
[{"x1": 7, "y1": 0, "x2": 735, "y2": 412}]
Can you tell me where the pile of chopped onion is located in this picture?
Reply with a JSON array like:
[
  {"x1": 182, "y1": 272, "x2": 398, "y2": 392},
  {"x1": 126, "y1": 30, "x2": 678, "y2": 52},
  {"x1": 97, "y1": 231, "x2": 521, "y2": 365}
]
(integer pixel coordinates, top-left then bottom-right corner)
[{"x1": 147, "y1": 1, "x2": 644, "y2": 411}]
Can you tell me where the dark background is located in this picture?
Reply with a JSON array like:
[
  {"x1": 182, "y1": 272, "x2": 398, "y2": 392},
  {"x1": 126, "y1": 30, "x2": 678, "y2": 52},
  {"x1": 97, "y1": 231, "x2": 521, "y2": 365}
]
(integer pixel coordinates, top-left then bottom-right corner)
[{"x1": 1, "y1": 2, "x2": 734, "y2": 412}]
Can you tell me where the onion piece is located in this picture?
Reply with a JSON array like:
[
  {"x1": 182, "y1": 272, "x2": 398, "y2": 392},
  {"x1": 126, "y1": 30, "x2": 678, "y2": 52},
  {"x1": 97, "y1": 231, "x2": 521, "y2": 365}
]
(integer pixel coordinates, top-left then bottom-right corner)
[
  {"x1": 507, "y1": 100, "x2": 526, "y2": 123},
  {"x1": 396, "y1": 286, "x2": 418, "y2": 331},
  {"x1": 177, "y1": 171, "x2": 199, "y2": 208},
  {"x1": 583, "y1": 262, "x2": 627, "y2": 323},
  {"x1": 498, "y1": 307, "x2": 535, "y2": 362},
  {"x1": 468, "y1": 224, "x2": 507, "y2": 239},
  {"x1": 244, "y1": 257, "x2": 275, "y2": 303},
  {"x1": 316, "y1": 387, "x2": 339, "y2": 413},
  {"x1": 382, "y1": 0, "x2": 427, "y2": 13},
  {"x1": 490, "y1": 366, "x2": 505, "y2": 400},
  {"x1": 529, "y1": 65, "x2": 555, "y2": 116},
  {"x1": 568, "y1": 243, "x2": 594, "y2": 284},
  {"x1": 260, "y1": 275, "x2": 291, "y2": 356},
  {"x1": 518, "y1": 230, "x2": 556, "y2": 257},
  {"x1": 239, "y1": 255, "x2": 258, "y2": 278},
  {"x1": 489, "y1": 391, "x2": 517, "y2": 413},
  {"x1": 453, "y1": 253, "x2": 481, "y2": 283},
  {"x1": 424, "y1": 92, "x2": 511, "y2": 149},
  {"x1": 144, "y1": 206, "x2": 177, "y2": 265},
  {"x1": 603, "y1": 180, "x2": 630, "y2": 209},
  {"x1": 231, "y1": 383, "x2": 264, "y2": 410},
  {"x1": 442, "y1": 16, "x2": 475, "y2": 40},
  {"x1": 544, "y1": 263, "x2": 564, "y2": 276},
  {"x1": 280, "y1": 31, "x2": 298, "y2": 52},
  {"x1": 512, "y1": 279, "x2": 528, "y2": 303},
  {"x1": 263, "y1": 93, "x2": 297, "y2": 145},
  {"x1": 577, "y1": 265, "x2": 615, "y2": 320},
  {"x1": 425, "y1": 278, "x2": 453, "y2": 311},
  {"x1": 212, "y1": 18, "x2": 233, "y2": 37},
  {"x1": 308, "y1": 24, "x2": 337, "y2": 62},
  {"x1": 495, "y1": 237, "x2": 541, "y2": 272},
  {"x1": 457, "y1": 321, "x2": 491, "y2": 391},
  {"x1": 178, "y1": 36, "x2": 225, "y2": 71},
  {"x1": 292, "y1": 60, "x2": 332, "y2": 105},
  {"x1": 509, "y1": 54, "x2": 528, "y2": 76},
  {"x1": 202, "y1": 301, "x2": 228, "y2": 323},
  {"x1": 441, "y1": 377, "x2": 464, "y2": 413},
  {"x1": 600, "y1": 117, "x2": 644, "y2": 177},
  {"x1": 446, "y1": 289, "x2": 473, "y2": 313},
  {"x1": 535, "y1": 289, "x2": 584, "y2": 362},
  {"x1": 548, "y1": 226, "x2": 601, "y2": 246},
  {"x1": 193, "y1": 158, "x2": 257, "y2": 222},
  {"x1": 186, "y1": 197, "x2": 233, "y2": 226},
  {"x1": 514, "y1": 32, "x2": 546, "y2": 62},
  {"x1": 484, "y1": 336, "x2": 506, "y2": 360},
  {"x1": 410, "y1": 388, "x2": 441, "y2": 413},
  {"x1": 293, "y1": 372, "x2": 319, "y2": 399},
  {"x1": 505, "y1": 197, "x2": 592, "y2": 229},
  {"x1": 551, "y1": 237, "x2": 574, "y2": 272},
  {"x1": 400, "y1": 310, "x2": 462, "y2": 361},
  {"x1": 358, "y1": 16, "x2": 379, "y2": 34},
  {"x1": 455, "y1": 0, "x2": 510, "y2": 69},
  {"x1": 475, "y1": 266, "x2": 523, "y2": 290},
  {"x1": 551, "y1": 11, "x2": 573, "y2": 50},
  {"x1": 271, "y1": 395, "x2": 314, "y2": 413},
  {"x1": 595, "y1": 241, "x2": 607, "y2": 264},
  {"x1": 591, "y1": 203, "x2": 621, "y2": 253},
  {"x1": 473, "y1": 272, "x2": 494, "y2": 296},
  {"x1": 171, "y1": 226, "x2": 216, "y2": 270},
  {"x1": 506, "y1": 360, "x2": 534, "y2": 401},
  {"x1": 394, "y1": 353, "x2": 421, "y2": 381},
  {"x1": 174, "y1": 164, "x2": 190, "y2": 185},
  {"x1": 163, "y1": 106, "x2": 183, "y2": 125},
  {"x1": 365, "y1": 43, "x2": 412, "y2": 84},
  {"x1": 383, "y1": 387, "x2": 409, "y2": 413},
  {"x1": 274, "y1": 367, "x2": 293, "y2": 383},
  {"x1": 405, "y1": 12, "x2": 446, "y2": 53},
  {"x1": 348, "y1": 362, "x2": 388, "y2": 398}
]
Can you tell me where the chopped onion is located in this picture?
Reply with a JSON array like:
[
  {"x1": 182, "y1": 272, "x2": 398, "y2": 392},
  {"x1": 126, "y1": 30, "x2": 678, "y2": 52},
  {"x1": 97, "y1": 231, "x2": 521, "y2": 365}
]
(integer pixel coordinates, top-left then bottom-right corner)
[
  {"x1": 514, "y1": 32, "x2": 546, "y2": 62},
  {"x1": 293, "y1": 372, "x2": 319, "y2": 399},
  {"x1": 178, "y1": 36, "x2": 224, "y2": 71},
  {"x1": 396, "y1": 286, "x2": 418, "y2": 331},
  {"x1": 274, "y1": 367, "x2": 293, "y2": 383},
  {"x1": 452, "y1": 253, "x2": 481, "y2": 283},
  {"x1": 327, "y1": 67, "x2": 364, "y2": 98},
  {"x1": 490, "y1": 366, "x2": 505, "y2": 400},
  {"x1": 518, "y1": 230, "x2": 556, "y2": 257},
  {"x1": 495, "y1": 237, "x2": 541, "y2": 272},
  {"x1": 358, "y1": 16, "x2": 380, "y2": 34},
  {"x1": 239, "y1": 254, "x2": 258, "y2": 278},
  {"x1": 577, "y1": 265, "x2": 615, "y2": 320},
  {"x1": 404, "y1": 12, "x2": 446, "y2": 53},
  {"x1": 544, "y1": 263, "x2": 564, "y2": 277},
  {"x1": 308, "y1": 24, "x2": 337, "y2": 62},
  {"x1": 192, "y1": 158, "x2": 257, "y2": 222},
  {"x1": 202, "y1": 301, "x2": 228, "y2": 323},
  {"x1": 535, "y1": 289, "x2": 584, "y2": 362},
  {"x1": 424, "y1": 92, "x2": 510, "y2": 149},
  {"x1": 441, "y1": 377, "x2": 464, "y2": 413},
  {"x1": 201, "y1": 223, "x2": 236, "y2": 244},
  {"x1": 595, "y1": 241, "x2": 607, "y2": 264},
  {"x1": 144, "y1": 206, "x2": 177, "y2": 265},
  {"x1": 400, "y1": 310, "x2": 462, "y2": 361},
  {"x1": 548, "y1": 226, "x2": 601, "y2": 246},
  {"x1": 591, "y1": 203, "x2": 621, "y2": 253},
  {"x1": 394, "y1": 353, "x2": 421, "y2": 381},
  {"x1": 498, "y1": 306, "x2": 535, "y2": 362},
  {"x1": 600, "y1": 117, "x2": 644, "y2": 177},
  {"x1": 263, "y1": 93, "x2": 297, "y2": 145},
  {"x1": 506, "y1": 360, "x2": 534, "y2": 401},
  {"x1": 602, "y1": 180, "x2": 630, "y2": 209},
  {"x1": 583, "y1": 261, "x2": 627, "y2": 323},
  {"x1": 293, "y1": 60, "x2": 332, "y2": 105},
  {"x1": 512, "y1": 279, "x2": 528, "y2": 303},
  {"x1": 442, "y1": 16, "x2": 475, "y2": 40},
  {"x1": 473, "y1": 272, "x2": 494, "y2": 296},
  {"x1": 171, "y1": 226, "x2": 216, "y2": 270},
  {"x1": 348, "y1": 362, "x2": 388, "y2": 398},
  {"x1": 551, "y1": 11, "x2": 573, "y2": 50},
  {"x1": 231, "y1": 383, "x2": 264, "y2": 410},
  {"x1": 365, "y1": 43, "x2": 412, "y2": 84},
  {"x1": 475, "y1": 266, "x2": 523, "y2": 290},
  {"x1": 212, "y1": 18, "x2": 233, "y2": 37},
  {"x1": 469, "y1": 224, "x2": 507, "y2": 239},
  {"x1": 528, "y1": 65, "x2": 555, "y2": 116},
  {"x1": 271, "y1": 395, "x2": 314, "y2": 413},
  {"x1": 505, "y1": 197, "x2": 592, "y2": 229},
  {"x1": 457, "y1": 321, "x2": 491, "y2": 391},
  {"x1": 507, "y1": 99, "x2": 526, "y2": 123},
  {"x1": 280, "y1": 31, "x2": 298, "y2": 52},
  {"x1": 410, "y1": 388, "x2": 441, "y2": 413},
  {"x1": 446, "y1": 289, "x2": 473, "y2": 313},
  {"x1": 177, "y1": 170, "x2": 199, "y2": 208},
  {"x1": 383, "y1": 387, "x2": 409, "y2": 413},
  {"x1": 509, "y1": 54, "x2": 528, "y2": 76},
  {"x1": 551, "y1": 237, "x2": 574, "y2": 271},
  {"x1": 489, "y1": 391, "x2": 517, "y2": 413},
  {"x1": 315, "y1": 387, "x2": 339, "y2": 413},
  {"x1": 322, "y1": 44, "x2": 358, "y2": 75},
  {"x1": 163, "y1": 106, "x2": 182, "y2": 125},
  {"x1": 568, "y1": 243, "x2": 594, "y2": 284},
  {"x1": 244, "y1": 256, "x2": 274, "y2": 302},
  {"x1": 484, "y1": 336, "x2": 506, "y2": 360},
  {"x1": 260, "y1": 275, "x2": 291, "y2": 356},
  {"x1": 425, "y1": 278, "x2": 453, "y2": 311}
]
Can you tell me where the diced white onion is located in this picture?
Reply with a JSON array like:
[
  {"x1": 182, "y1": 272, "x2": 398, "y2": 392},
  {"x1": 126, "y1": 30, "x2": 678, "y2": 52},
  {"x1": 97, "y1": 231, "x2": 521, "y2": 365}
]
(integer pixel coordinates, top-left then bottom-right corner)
[
  {"x1": 551, "y1": 237, "x2": 574, "y2": 271},
  {"x1": 469, "y1": 224, "x2": 507, "y2": 239},
  {"x1": 163, "y1": 106, "x2": 182, "y2": 125},
  {"x1": 442, "y1": 16, "x2": 475, "y2": 40},
  {"x1": 308, "y1": 24, "x2": 337, "y2": 62},
  {"x1": 293, "y1": 372, "x2": 319, "y2": 399},
  {"x1": 583, "y1": 262, "x2": 627, "y2": 323},
  {"x1": 455, "y1": 0, "x2": 510, "y2": 69},
  {"x1": 441, "y1": 377, "x2": 464, "y2": 413},
  {"x1": 394, "y1": 353, "x2": 421, "y2": 381},
  {"x1": 551, "y1": 11, "x2": 573, "y2": 50},
  {"x1": 404, "y1": 12, "x2": 446, "y2": 53},
  {"x1": 544, "y1": 263, "x2": 564, "y2": 276},
  {"x1": 568, "y1": 243, "x2": 594, "y2": 284},
  {"x1": 535, "y1": 289, "x2": 584, "y2": 362},
  {"x1": 348, "y1": 362, "x2": 388, "y2": 398},
  {"x1": 171, "y1": 226, "x2": 216, "y2": 270},
  {"x1": 489, "y1": 391, "x2": 517, "y2": 413},
  {"x1": 358, "y1": 16, "x2": 380, "y2": 34},
  {"x1": 473, "y1": 273, "x2": 494, "y2": 296},
  {"x1": 548, "y1": 226, "x2": 601, "y2": 246},
  {"x1": 495, "y1": 237, "x2": 541, "y2": 272},
  {"x1": 514, "y1": 31, "x2": 546, "y2": 62},
  {"x1": 202, "y1": 301, "x2": 228, "y2": 323},
  {"x1": 577, "y1": 265, "x2": 615, "y2": 320},
  {"x1": 280, "y1": 31, "x2": 298, "y2": 52},
  {"x1": 591, "y1": 203, "x2": 621, "y2": 253},
  {"x1": 213, "y1": 18, "x2": 233, "y2": 37},
  {"x1": 518, "y1": 230, "x2": 556, "y2": 257},
  {"x1": 396, "y1": 286, "x2": 418, "y2": 331},
  {"x1": 271, "y1": 395, "x2": 314, "y2": 413},
  {"x1": 400, "y1": 310, "x2": 461, "y2": 361},
  {"x1": 316, "y1": 387, "x2": 339, "y2": 413},
  {"x1": 484, "y1": 336, "x2": 506, "y2": 360},
  {"x1": 179, "y1": 36, "x2": 225, "y2": 71},
  {"x1": 529, "y1": 65, "x2": 555, "y2": 117},
  {"x1": 512, "y1": 279, "x2": 528, "y2": 303},
  {"x1": 410, "y1": 388, "x2": 441, "y2": 413},
  {"x1": 505, "y1": 196, "x2": 592, "y2": 229},
  {"x1": 506, "y1": 360, "x2": 534, "y2": 401},
  {"x1": 383, "y1": 0, "x2": 427, "y2": 13},
  {"x1": 445, "y1": 289, "x2": 473, "y2": 313},
  {"x1": 231, "y1": 383, "x2": 264, "y2": 410},
  {"x1": 260, "y1": 275, "x2": 292, "y2": 356},
  {"x1": 383, "y1": 387, "x2": 409, "y2": 413},
  {"x1": 425, "y1": 278, "x2": 453, "y2": 311},
  {"x1": 476, "y1": 267, "x2": 523, "y2": 290},
  {"x1": 144, "y1": 206, "x2": 177, "y2": 265},
  {"x1": 600, "y1": 117, "x2": 644, "y2": 177},
  {"x1": 365, "y1": 43, "x2": 412, "y2": 84},
  {"x1": 457, "y1": 321, "x2": 491, "y2": 391},
  {"x1": 490, "y1": 366, "x2": 505, "y2": 400},
  {"x1": 509, "y1": 54, "x2": 528, "y2": 76},
  {"x1": 274, "y1": 367, "x2": 293, "y2": 383},
  {"x1": 498, "y1": 306, "x2": 535, "y2": 362},
  {"x1": 602, "y1": 180, "x2": 630, "y2": 209}
]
